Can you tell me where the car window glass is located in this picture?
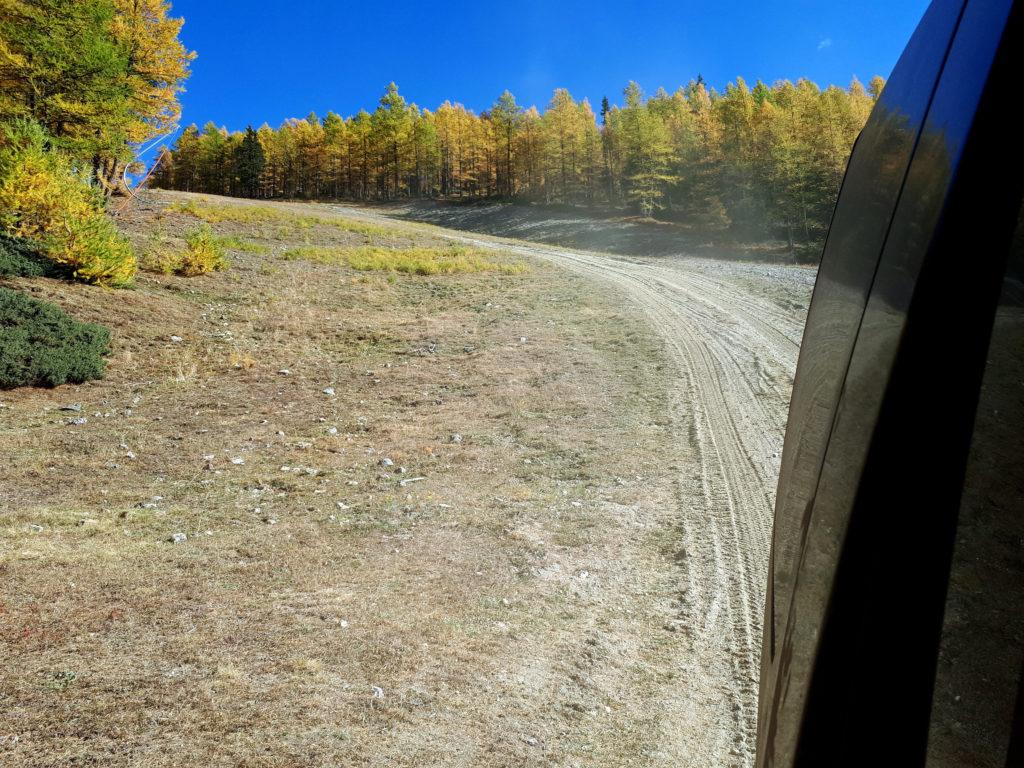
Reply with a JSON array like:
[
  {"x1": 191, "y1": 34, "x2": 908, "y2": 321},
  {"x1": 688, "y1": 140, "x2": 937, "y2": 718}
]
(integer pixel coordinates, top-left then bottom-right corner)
[
  {"x1": 925, "y1": 201, "x2": 1024, "y2": 768},
  {"x1": 769, "y1": 0, "x2": 966, "y2": 645}
]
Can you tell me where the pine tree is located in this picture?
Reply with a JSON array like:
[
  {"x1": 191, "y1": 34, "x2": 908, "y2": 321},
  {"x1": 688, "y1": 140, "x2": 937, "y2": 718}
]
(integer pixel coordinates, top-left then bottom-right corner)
[{"x1": 234, "y1": 126, "x2": 264, "y2": 198}]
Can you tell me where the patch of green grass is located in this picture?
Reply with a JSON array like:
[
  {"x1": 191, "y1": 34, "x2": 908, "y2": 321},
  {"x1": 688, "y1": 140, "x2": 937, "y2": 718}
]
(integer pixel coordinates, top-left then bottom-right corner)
[
  {"x1": 169, "y1": 200, "x2": 393, "y2": 239},
  {"x1": 214, "y1": 235, "x2": 268, "y2": 254},
  {"x1": 281, "y1": 244, "x2": 528, "y2": 276},
  {"x1": 47, "y1": 670, "x2": 77, "y2": 691}
]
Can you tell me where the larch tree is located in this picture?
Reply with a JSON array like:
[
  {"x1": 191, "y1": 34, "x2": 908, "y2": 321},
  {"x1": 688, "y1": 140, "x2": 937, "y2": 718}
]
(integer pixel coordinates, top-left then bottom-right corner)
[
  {"x1": 107, "y1": 0, "x2": 194, "y2": 192},
  {"x1": 491, "y1": 90, "x2": 522, "y2": 198},
  {"x1": 372, "y1": 83, "x2": 413, "y2": 199},
  {"x1": 615, "y1": 82, "x2": 676, "y2": 216},
  {"x1": 0, "y1": 0, "x2": 132, "y2": 166}
]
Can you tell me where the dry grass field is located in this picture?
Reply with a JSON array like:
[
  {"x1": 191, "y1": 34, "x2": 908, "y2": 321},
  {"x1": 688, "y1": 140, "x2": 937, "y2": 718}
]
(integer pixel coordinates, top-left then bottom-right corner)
[{"x1": 0, "y1": 192, "x2": 699, "y2": 767}]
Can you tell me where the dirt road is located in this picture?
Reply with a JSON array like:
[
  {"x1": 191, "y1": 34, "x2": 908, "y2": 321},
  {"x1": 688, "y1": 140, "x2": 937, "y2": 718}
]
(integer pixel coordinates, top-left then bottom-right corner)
[
  {"x1": 338, "y1": 204, "x2": 816, "y2": 760},
  {"x1": 454, "y1": 239, "x2": 811, "y2": 759}
]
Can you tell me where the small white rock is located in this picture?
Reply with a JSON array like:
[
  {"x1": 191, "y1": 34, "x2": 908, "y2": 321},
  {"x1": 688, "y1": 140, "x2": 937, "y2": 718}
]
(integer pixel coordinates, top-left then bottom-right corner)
[
  {"x1": 323, "y1": 387, "x2": 335, "y2": 396},
  {"x1": 170, "y1": 335, "x2": 183, "y2": 343},
  {"x1": 371, "y1": 685, "x2": 384, "y2": 699},
  {"x1": 230, "y1": 457, "x2": 245, "y2": 465},
  {"x1": 170, "y1": 532, "x2": 187, "y2": 544}
]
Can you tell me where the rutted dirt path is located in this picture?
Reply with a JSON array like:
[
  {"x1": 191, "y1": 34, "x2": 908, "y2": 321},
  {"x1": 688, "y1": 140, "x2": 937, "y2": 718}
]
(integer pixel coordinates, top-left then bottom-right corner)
[
  {"x1": 334, "y1": 204, "x2": 816, "y2": 762},
  {"x1": 453, "y1": 238, "x2": 812, "y2": 759}
]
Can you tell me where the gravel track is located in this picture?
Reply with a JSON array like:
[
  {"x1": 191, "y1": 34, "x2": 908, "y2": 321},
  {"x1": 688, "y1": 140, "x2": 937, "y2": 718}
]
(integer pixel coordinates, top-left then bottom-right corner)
[{"x1": 442, "y1": 235, "x2": 814, "y2": 763}]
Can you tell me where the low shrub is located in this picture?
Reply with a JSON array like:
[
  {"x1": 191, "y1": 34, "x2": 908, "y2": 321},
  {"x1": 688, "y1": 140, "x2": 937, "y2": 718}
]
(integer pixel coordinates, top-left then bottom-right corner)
[
  {"x1": 138, "y1": 235, "x2": 184, "y2": 275},
  {"x1": 139, "y1": 230, "x2": 244, "y2": 276},
  {"x1": 0, "y1": 287, "x2": 111, "y2": 389},
  {"x1": 178, "y1": 225, "x2": 228, "y2": 276},
  {"x1": 0, "y1": 233, "x2": 68, "y2": 278},
  {"x1": 0, "y1": 120, "x2": 137, "y2": 287}
]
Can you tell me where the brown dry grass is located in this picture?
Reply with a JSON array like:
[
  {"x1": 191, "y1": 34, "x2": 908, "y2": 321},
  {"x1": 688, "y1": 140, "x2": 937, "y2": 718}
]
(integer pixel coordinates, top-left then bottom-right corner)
[{"x1": 0, "y1": 191, "x2": 692, "y2": 767}]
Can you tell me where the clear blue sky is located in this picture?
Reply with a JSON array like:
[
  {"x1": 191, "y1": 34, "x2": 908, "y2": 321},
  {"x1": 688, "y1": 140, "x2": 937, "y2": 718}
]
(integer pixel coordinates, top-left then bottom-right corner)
[{"x1": 168, "y1": 0, "x2": 930, "y2": 135}]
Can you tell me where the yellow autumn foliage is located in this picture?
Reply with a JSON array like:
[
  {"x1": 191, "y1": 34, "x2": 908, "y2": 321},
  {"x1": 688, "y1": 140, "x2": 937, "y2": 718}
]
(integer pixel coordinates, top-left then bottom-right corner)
[
  {"x1": 0, "y1": 121, "x2": 137, "y2": 286},
  {"x1": 178, "y1": 225, "x2": 228, "y2": 276}
]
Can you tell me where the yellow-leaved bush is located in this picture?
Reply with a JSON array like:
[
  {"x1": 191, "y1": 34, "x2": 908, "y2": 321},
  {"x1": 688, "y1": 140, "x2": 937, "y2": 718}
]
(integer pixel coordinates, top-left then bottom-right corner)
[
  {"x1": 178, "y1": 225, "x2": 228, "y2": 276},
  {"x1": 0, "y1": 121, "x2": 137, "y2": 287}
]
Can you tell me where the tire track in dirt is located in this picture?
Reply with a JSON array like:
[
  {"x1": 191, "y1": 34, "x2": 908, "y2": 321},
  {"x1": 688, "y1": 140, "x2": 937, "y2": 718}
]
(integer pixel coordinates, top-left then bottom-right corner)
[{"x1": 438, "y1": 236, "x2": 808, "y2": 765}]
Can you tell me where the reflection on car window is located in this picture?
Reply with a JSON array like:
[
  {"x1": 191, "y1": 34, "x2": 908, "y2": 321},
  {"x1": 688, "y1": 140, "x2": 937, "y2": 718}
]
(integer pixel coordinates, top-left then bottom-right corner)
[
  {"x1": 769, "y1": 0, "x2": 965, "y2": 646},
  {"x1": 926, "y1": 202, "x2": 1024, "y2": 767}
]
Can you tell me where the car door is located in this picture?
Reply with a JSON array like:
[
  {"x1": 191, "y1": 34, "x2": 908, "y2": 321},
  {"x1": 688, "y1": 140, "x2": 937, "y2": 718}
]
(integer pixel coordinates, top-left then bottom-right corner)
[{"x1": 757, "y1": 1, "x2": 1024, "y2": 765}]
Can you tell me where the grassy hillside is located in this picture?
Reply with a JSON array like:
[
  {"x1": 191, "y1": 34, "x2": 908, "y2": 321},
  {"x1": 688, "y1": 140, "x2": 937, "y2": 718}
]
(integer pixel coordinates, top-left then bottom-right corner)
[{"x1": 0, "y1": 192, "x2": 699, "y2": 766}]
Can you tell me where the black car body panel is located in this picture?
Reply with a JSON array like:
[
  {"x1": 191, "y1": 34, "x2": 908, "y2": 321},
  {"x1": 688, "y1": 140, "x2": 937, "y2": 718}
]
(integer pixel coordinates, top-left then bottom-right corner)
[{"x1": 756, "y1": 1, "x2": 1024, "y2": 765}]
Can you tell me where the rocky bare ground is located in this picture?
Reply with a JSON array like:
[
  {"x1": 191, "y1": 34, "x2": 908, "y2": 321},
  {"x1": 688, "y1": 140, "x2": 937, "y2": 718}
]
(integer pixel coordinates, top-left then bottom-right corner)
[
  {"x1": 0, "y1": 191, "x2": 815, "y2": 767},
  {"x1": 334, "y1": 199, "x2": 818, "y2": 760}
]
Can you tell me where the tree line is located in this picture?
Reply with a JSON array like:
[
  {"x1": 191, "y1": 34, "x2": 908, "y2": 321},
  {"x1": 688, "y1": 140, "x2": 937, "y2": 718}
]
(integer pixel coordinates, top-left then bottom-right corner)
[{"x1": 154, "y1": 77, "x2": 882, "y2": 251}]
